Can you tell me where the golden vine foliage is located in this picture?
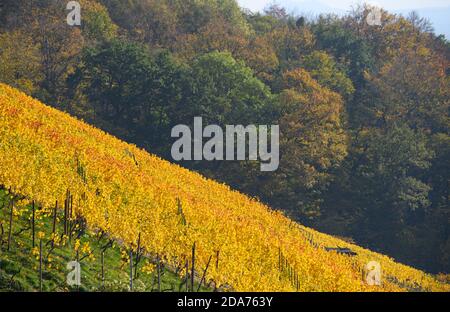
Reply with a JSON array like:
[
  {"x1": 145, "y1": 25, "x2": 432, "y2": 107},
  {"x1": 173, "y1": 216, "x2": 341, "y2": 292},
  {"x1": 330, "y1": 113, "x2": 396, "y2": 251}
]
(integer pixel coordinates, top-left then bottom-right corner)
[{"x1": 0, "y1": 84, "x2": 448, "y2": 292}]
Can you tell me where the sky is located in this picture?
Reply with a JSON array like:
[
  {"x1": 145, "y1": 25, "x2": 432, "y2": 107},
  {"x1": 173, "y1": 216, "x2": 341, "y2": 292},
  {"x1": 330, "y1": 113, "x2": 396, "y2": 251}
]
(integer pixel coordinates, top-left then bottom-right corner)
[{"x1": 237, "y1": 0, "x2": 450, "y2": 38}]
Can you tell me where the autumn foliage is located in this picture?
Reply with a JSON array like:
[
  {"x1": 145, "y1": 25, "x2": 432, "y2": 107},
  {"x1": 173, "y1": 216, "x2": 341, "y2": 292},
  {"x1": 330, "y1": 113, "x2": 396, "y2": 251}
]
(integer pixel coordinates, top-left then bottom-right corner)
[{"x1": 0, "y1": 84, "x2": 448, "y2": 291}]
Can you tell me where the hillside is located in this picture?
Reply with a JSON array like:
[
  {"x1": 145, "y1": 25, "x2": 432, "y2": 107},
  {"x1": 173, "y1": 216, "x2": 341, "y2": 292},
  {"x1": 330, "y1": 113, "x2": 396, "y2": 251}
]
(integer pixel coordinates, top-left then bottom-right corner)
[
  {"x1": 0, "y1": 83, "x2": 448, "y2": 292},
  {"x1": 0, "y1": 189, "x2": 208, "y2": 292}
]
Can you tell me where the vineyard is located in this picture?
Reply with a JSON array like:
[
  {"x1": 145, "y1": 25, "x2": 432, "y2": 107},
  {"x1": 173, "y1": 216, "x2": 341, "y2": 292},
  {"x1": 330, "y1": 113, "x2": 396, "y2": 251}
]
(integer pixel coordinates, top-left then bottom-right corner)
[
  {"x1": 0, "y1": 188, "x2": 207, "y2": 291},
  {"x1": 0, "y1": 83, "x2": 448, "y2": 292}
]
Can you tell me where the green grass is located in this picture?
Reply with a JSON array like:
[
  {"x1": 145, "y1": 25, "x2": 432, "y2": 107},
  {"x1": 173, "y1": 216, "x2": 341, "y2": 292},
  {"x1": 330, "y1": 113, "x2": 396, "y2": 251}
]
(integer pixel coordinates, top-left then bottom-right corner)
[{"x1": 0, "y1": 189, "x2": 210, "y2": 292}]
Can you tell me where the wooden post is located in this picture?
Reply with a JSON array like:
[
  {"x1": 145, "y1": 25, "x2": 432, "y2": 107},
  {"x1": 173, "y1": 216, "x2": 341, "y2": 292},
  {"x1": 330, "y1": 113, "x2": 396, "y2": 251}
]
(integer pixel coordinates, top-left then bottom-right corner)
[
  {"x1": 39, "y1": 239, "x2": 43, "y2": 292},
  {"x1": 184, "y1": 260, "x2": 189, "y2": 292},
  {"x1": 216, "y1": 250, "x2": 220, "y2": 270},
  {"x1": 191, "y1": 242, "x2": 196, "y2": 292},
  {"x1": 157, "y1": 254, "x2": 161, "y2": 292},
  {"x1": 53, "y1": 202, "x2": 58, "y2": 233},
  {"x1": 129, "y1": 249, "x2": 133, "y2": 292},
  {"x1": 64, "y1": 194, "x2": 67, "y2": 235},
  {"x1": 32, "y1": 201, "x2": 35, "y2": 248},
  {"x1": 51, "y1": 202, "x2": 57, "y2": 248},
  {"x1": 197, "y1": 255, "x2": 212, "y2": 292},
  {"x1": 7, "y1": 199, "x2": 13, "y2": 251},
  {"x1": 69, "y1": 194, "x2": 73, "y2": 242},
  {"x1": 134, "y1": 233, "x2": 141, "y2": 279},
  {"x1": 101, "y1": 250, "x2": 105, "y2": 289}
]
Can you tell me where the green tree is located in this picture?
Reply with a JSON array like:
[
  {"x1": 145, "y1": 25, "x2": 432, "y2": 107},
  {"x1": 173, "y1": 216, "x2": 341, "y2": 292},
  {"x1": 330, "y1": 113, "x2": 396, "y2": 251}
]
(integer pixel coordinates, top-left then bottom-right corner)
[
  {"x1": 68, "y1": 40, "x2": 185, "y2": 153},
  {"x1": 303, "y1": 51, "x2": 355, "y2": 98},
  {"x1": 81, "y1": 0, "x2": 118, "y2": 42},
  {"x1": 172, "y1": 0, "x2": 250, "y2": 35},
  {"x1": 176, "y1": 51, "x2": 273, "y2": 126},
  {"x1": 100, "y1": 0, "x2": 177, "y2": 46}
]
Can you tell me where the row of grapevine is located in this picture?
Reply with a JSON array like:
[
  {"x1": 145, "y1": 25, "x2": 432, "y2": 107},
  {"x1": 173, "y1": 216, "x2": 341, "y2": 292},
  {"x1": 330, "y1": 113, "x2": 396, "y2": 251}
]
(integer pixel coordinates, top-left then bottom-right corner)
[{"x1": 0, "y1": 190, "x2": 214, "y2": 291}]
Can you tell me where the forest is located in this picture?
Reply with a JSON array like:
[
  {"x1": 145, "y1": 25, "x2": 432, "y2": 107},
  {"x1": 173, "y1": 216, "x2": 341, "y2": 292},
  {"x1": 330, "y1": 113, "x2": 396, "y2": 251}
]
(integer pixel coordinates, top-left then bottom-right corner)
[{"x1": 0, "y1": 0, "x2": 449, "y2": 274}]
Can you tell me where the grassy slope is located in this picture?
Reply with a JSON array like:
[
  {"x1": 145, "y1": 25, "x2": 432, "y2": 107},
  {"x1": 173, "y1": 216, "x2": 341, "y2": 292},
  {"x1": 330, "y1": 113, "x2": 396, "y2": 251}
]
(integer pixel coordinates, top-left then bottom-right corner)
[{"x1": 0, "y1": 83, "x2": 448, "y2": 292}]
